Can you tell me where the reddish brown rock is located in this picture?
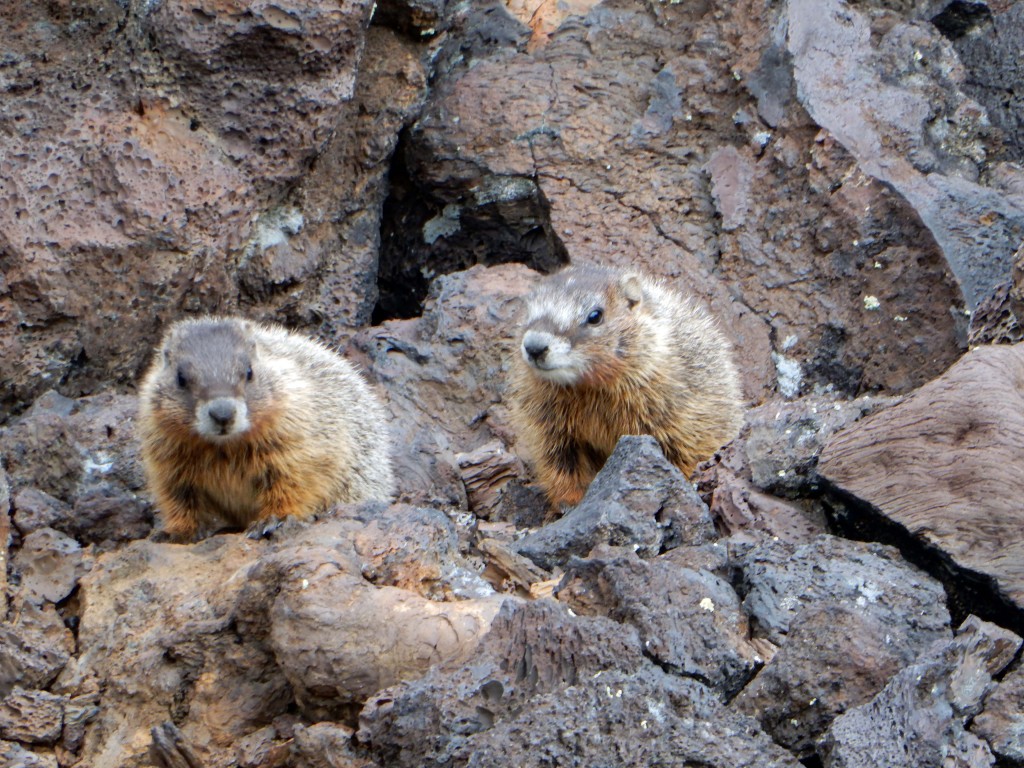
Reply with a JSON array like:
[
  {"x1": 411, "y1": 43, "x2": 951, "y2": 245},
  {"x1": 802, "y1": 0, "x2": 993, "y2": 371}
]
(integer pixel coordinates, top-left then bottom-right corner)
[
  {"x1": 0, "y1": 3, "x2": 427, "y2": 418},
  {"x1": 819, "y1": 344, "x2": 1024, "y2": 610}
]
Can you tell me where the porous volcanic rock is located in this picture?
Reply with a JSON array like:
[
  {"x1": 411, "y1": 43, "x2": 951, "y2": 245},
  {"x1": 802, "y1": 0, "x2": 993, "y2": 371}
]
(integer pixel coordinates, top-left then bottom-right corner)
[
  {"x1": 357, "y1": 600, "x2": 800, "y2": 768},
  {"x1": 515, "y1": 435, "x2": 715, "y2": 570},
  {"x1": 0, "y1": 1, "x2": 427, "y2": 417},
  {"x1": 10, "y1": 528, "x2": 89, "y2": 605},
  {"x1": 820, "y1": 616, "x2": 1022, "y2": 768},
  {"x1": 0, "y1": 391, "x2": 150, "y2": 544},
  {"x1": 819, "y1": 344, "x2": 1024, "y2": 612},
  {"x1": 738, "y1": 534, "x2": 951, "y2": 648},
  {"x1": 557, "y1": 548, "x2": 762, "y2": 698},
  {"x1": 349, "y1": 264, "x2": 540, "y2": 507},
  {"x1": 972, "y1": 660, "x2": 1024, "y2": 764},
  {"x1": 0, "y1": 603, "x2": 75, "y2": 698}
]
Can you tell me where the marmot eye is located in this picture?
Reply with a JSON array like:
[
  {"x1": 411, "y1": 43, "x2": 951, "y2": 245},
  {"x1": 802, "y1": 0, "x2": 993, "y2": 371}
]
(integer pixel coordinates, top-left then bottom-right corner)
[
  {"x1": 246, "y1": 366, "x2": 254, "y2": 382},
  {"x1": 176, "y1": 369, "x2": 188, "y2": 389},
  {"x1": 586, "y1": 308, "x2": 604, "y2": 326}
]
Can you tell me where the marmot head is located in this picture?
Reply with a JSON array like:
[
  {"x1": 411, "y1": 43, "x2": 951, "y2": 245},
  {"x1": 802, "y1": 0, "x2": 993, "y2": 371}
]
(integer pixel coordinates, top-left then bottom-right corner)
[
  {"x1": 519, "y1": 265, "x2": 645, "y2": 387},
  {"x1": 151, "y1": 318, "x2": 270, "y2": 442}
]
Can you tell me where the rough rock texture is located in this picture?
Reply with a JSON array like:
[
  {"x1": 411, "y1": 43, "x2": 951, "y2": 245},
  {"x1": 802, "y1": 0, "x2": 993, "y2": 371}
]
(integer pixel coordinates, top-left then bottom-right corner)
[
  {"x1": 739, "y1": 535, "x2": 951, "y2": 648},
  {"x1": 358, "y1": 600, "x2": 800, "y2": 768},
  {"x1": 558, "y1": 548, "x2": 762, "y2": 698},
  {"x1": 516, "y1": 436, "x2": 716, "y2": 570},
  {"x1": 4, "y1": 0, "x2": 1024, "y2": 765},
  {"x1": 820, "y1": 616, "x2": 1022, "y2": 768},
  {"x1": 69, "y1": 508, "x2": 502, "y2": 767},
  {"x1": 819, "y1": 344, "x2": 1024, "y2": 610},
  {"x1": 972, "y1": 661, "x2": 1024, "y2": 764},
  {"x1": 0, "y1": 2, "x2": 426, "y2": 416}
]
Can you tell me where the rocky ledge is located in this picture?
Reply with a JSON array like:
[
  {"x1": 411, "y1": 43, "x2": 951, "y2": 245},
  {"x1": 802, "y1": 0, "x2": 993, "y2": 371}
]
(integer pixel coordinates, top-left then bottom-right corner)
[{"x1": 3, "y1": 0, "x2": 1024, "y2": 766}]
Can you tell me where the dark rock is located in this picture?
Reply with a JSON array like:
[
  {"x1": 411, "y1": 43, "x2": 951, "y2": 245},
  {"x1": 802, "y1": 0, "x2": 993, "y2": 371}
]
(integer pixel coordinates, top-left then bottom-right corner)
[
  {"x1": 0, "y1": 686, "x2": 66, "y2": 745},
  {"x1": 946, "y1": 2, "x2": 1024, "y2": 163},
  {"x1": 742, "y1": 395, "x2": 899, "y2": 496},
  {"x1": 357, "y1": 600, "x2": 799, "y2": 768},
  {"x1": 11, "y1": 488, "x2": 71, "y2": 538},
  {"x1": 739, "y1": 534, "x2": 951, "y2": 648},
  {"x1": 732, "y1": 605, "x2": 924, "y2": 757},
  {"x1": 0, "y1": 391, "x2": 152, "y2": 544},
  {"x1": 0, "y1": 603, "x2": 75, "y2": 697},
  {"x1": 819, "y1": 344, "x2": 1024, "y2": 612},
  {"x1": 61, "y1": 693, "x2": 100, "y2": 757},
  {"x1": 820, "y1": 615, "x2": 1022, "y2": 768},
  {"x1": 557, "y1": 549, "x2": 761, "y2": 698},
  {"x1": 11, "y1": 527, "x2": 89, "y2": 604},
  {"x1": 516, "y1": 436, "x2": 715, "y2": 571},
  {"x1": 972, "y1": 661, "x2": 1024, "y2": 764}
]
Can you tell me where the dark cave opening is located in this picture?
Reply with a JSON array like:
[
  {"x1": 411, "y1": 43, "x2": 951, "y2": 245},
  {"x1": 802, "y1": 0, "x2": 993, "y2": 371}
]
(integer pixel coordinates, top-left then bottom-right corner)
[{"x1": 372, "y1": 131, "x2": 569, "y2": 324}]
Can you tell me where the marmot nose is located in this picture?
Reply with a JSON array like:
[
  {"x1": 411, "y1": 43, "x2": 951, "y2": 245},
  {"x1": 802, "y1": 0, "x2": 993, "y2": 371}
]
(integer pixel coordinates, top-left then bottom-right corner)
[
  {"x1": 207, "y1": 399, "x2": 237, "y2": 428},
  {"x1": 523, "y1": 337, "x2": 549, "y2": 362}
]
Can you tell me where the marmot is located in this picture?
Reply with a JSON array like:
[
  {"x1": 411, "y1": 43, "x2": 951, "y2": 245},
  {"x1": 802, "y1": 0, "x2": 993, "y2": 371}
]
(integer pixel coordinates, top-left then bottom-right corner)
[
  {"x1": 510, "y1": 265, "x2": 743, "y2": 507},
  {"x1": 138, "y1": 316, "x2": 393, "y2": 540}
]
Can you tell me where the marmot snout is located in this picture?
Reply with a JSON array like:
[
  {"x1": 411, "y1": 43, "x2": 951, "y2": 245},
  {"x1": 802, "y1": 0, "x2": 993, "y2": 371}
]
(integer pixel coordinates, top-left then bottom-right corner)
[
  {"x1": 510, "y1": 265, "x2": 743, "y2": 507},
  {"x1": 139, "y1": 316, "x2": 394, "y2": 540}
]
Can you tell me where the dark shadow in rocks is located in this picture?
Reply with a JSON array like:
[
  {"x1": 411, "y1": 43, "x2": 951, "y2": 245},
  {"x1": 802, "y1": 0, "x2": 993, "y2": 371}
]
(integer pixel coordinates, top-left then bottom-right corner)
[
  {"x1": 822, "y1": 484, "x2": 1024, "y2": 638},
  {"x1": 373, "y1": 131, "x2": 569, "y2": 322}
]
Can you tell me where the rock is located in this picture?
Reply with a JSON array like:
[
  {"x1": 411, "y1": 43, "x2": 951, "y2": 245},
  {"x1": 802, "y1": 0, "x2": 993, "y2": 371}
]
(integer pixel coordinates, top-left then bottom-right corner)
[
  {"x1": 557, "y1": 549, "x2": 761, "y2": 698},
  {"x1": 11, "y1": 528, "x2": 89, "y2": 604},
  {"x1": 739, "y1": 534, "x2": 951, "y2": 649},
  {"x1": 0, "y1": 686, "x2": 66, "y2": 745},
  {"x1": 819, "y1": 344, "x2": 1024, "y2": 611},
  {"x1": 290, "y1": 722, "x2": 371, "y2": 768},
  {"x1": 0, "y1": 467, "x2": 8, "y2": 617},
  {"x1": 0, "y1": 0, "x2": 411, "y2": 414},
  {"x1": 357, "y1": 600, "x2": 799, "y2": 768},
  {"x1": 742, "y1": 395, "x2": 899, "y2": 497},
  {"x1": 0, "y1": 603, "x2": 75, "y2": 697},
  {"x1": 349, "y1": 264, "x2": 537, "y2": 506},
  {"x1": 242, "y1": 531, "x2": 504, "y2": 721},
  {"x1": 0, "y1": 739, "x2": 58, "y2": 768},
  {"x1": 10, "y1": 488, "x2": 71, "y2": 538},
  {"x1": 0, "y1": 391, "x2": 151, "y2": 544},
  {"x1": 820, "y1": 616, "x2": 1022, "y2": 768},
  {"x1": 516, "y1": 436, "x2": 715, "y2": 571},
  {"x1": 349, "y1": 504, "x2": 462, "y2": 599},
  {"x1": 454, "y1": 440, "x2": 525, "y2": 520},
  {"x1": 945, "y1": 2, "x2": 1024, "y2": 164},
  {"x1": 788, "y1": 0, "x2": 1024, "y2": 311},
  {"x1": 732, "y1": 605, "x2": 924, "y2": 757},
  {"x1": 972, "y1": 661, "x2": 1024, "y2": 764}
]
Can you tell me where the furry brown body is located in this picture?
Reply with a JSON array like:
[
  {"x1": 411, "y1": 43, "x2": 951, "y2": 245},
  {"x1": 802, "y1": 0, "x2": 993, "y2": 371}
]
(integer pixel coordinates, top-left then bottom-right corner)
[
  {"x1": 138, "y1": 317, "x2": 393, "y2": 539},
  {"x1": 511, "y1": 265, "x2": 743, "y2": 507}
]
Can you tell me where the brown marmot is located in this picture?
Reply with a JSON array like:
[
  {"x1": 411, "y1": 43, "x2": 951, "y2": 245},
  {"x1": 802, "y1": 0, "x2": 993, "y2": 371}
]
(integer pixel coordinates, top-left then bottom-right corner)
[
  {"x1": 510, "y1": 265, "x2": 743, "y2": 507},
  {"x1": 138, "y1": 316, "x2": 393, "y2": 540}
]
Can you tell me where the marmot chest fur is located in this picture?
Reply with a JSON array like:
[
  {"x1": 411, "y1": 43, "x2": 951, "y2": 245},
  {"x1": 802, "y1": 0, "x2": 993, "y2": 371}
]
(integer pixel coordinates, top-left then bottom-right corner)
[
  {"x1": 510, "y1": 265, "x2": 743, "y2": 507},
  {"x1": 138, "y1": 316, "x2": 393, "y2": 540}
]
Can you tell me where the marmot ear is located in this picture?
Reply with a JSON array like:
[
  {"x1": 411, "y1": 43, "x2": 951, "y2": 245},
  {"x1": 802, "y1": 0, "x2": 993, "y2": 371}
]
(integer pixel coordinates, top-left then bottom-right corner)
[{"x1": 620, "y1": 274, "x2": 644, "y2": 309}]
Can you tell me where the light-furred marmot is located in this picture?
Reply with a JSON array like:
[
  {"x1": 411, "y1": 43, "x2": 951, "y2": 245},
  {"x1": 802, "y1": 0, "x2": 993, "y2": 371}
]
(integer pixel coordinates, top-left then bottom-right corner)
[
  {"x1": 510, "y1": 264, "x2": 743, "y2": 507},
  {"x1": 138, "y1": 316, "x2": 393, "y2": 540}
]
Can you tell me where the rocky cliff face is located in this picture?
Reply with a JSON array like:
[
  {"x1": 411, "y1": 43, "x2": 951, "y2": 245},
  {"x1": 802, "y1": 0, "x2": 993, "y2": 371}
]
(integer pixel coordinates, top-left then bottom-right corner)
[{"x1": 2, "y1": 0, "x2": 1024, "y2": 766}]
